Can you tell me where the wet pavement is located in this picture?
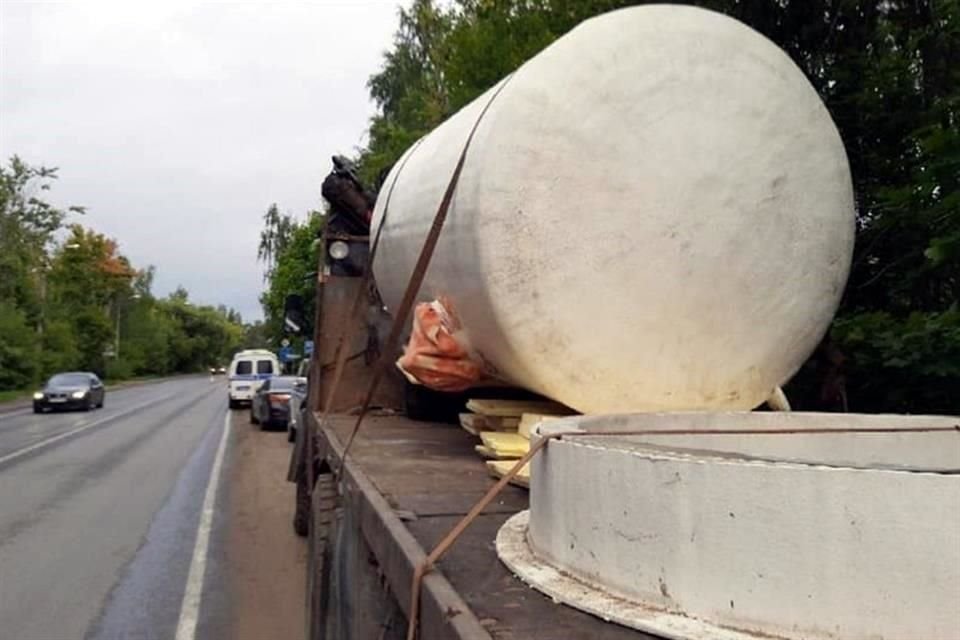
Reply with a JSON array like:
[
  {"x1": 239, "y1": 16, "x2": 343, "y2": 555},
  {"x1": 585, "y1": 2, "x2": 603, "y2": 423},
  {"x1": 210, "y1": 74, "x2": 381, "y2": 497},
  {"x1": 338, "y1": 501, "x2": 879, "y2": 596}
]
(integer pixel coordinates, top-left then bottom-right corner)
[{"x1": 0, "y1": 377, "x2": 305, "y2": 640}]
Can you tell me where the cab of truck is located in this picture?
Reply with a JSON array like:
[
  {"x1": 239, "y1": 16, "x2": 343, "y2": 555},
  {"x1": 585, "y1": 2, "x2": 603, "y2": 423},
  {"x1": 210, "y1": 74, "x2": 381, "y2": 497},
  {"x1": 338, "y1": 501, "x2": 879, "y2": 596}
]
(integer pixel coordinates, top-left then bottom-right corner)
[{"x1": 227, "y1": 349, "x2": 280, "y2": 409}]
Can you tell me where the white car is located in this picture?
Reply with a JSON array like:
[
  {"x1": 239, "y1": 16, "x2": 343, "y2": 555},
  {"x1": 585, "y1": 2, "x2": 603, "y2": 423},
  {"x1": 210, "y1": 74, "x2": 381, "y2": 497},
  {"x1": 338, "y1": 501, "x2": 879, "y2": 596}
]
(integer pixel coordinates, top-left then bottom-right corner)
[{"x1": 227, "y1": 349, "x2": 281, "y2": 409}]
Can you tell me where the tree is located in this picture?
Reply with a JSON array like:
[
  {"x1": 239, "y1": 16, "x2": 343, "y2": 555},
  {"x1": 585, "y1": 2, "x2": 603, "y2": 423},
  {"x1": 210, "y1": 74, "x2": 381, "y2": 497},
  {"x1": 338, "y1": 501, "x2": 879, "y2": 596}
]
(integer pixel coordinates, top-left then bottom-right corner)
[
  {"x1": 0, "y1": 303, "x2": 37, "y2": 389},
  {"x1": 259, "y1": 213, "x2": 323, "y2": 344},
  {"x1": 258, "y1": 203, "x2": 296, "y2": 281},
  {"x1": 0, "y1": 156, "x2": 84, "y2": 331},
  {"x1": 0, "y1": 155, "x2": 247, "y2": 390}
]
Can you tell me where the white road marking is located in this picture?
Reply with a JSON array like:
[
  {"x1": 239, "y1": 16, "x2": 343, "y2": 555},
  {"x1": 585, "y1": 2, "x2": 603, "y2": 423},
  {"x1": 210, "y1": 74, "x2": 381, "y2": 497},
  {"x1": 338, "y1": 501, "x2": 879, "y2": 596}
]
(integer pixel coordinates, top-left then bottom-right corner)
[
  {"x1": 0, "y1": 390, "x2": 183, "y2": 466},
  {"x1": 175, "y1": 410, "x2": 231, "y2": 640}
]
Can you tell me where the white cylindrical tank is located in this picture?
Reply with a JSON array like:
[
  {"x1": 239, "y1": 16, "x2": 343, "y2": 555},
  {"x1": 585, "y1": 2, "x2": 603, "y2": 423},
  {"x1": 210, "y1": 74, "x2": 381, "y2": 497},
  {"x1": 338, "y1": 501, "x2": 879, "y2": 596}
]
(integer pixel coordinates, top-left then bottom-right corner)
[{"x1": 372, "y1": 5, "x2": 855, "y2": 414}]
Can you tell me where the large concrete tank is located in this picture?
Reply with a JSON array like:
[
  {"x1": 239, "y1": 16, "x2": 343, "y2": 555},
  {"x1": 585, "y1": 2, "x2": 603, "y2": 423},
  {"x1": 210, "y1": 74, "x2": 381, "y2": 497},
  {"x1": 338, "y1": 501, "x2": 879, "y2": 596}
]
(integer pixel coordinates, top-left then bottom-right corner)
[{"x1": 372, "y1": 5, "x2": 855, "y2": 414}]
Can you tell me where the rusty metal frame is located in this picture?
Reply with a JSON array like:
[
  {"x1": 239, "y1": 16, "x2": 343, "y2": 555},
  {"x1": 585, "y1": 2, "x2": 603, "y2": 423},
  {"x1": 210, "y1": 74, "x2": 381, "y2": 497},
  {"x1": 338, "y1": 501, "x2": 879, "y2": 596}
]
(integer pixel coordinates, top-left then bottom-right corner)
[{"x1": 310, "y1": 411, "x2": 491, "y2": 640}]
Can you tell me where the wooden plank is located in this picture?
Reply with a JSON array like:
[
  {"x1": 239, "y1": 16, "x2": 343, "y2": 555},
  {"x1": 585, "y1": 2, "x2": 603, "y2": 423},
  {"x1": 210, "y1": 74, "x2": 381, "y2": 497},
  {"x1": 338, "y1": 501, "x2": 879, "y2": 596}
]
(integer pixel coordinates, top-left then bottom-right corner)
[
  {"x1": 465, "y1": 398, "x2": 571, "y2": 417},
  {"x1": 319, "y1": 412, "x2": 655, "y2": 639},
  {"x1": 388, "y1": 491, "x2": 528, "y2": 517},
  {"x1": 406, "y1": 515, "x2": 657, "y2": 640},
  {"x1": 317, "y1": 415, "x2": 492, "y2": 640}
]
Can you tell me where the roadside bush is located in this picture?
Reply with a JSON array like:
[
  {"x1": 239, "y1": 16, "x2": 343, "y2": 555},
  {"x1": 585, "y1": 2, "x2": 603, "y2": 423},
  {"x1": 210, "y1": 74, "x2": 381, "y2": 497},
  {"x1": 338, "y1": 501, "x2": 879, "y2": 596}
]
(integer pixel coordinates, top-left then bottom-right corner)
[{"x1": 0, "y1": 302, "x2": 37, "y2": 389}]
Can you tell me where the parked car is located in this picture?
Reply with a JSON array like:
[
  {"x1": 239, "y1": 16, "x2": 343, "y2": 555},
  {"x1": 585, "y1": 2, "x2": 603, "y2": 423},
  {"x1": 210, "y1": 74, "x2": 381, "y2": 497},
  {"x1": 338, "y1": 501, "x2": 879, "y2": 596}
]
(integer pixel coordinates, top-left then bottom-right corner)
[
  {"x1": 250, "y1": 376, "x2": 302, "y2": 430},
  {"x1": 228, "y1": 349, "x2": 280, "y2": 408},
  {"x1": 286, "y1": 377, "x2": 309, "y2": 443},
  {"x1": 34, "y1": 372, "x2": 105, "y2": 413}
]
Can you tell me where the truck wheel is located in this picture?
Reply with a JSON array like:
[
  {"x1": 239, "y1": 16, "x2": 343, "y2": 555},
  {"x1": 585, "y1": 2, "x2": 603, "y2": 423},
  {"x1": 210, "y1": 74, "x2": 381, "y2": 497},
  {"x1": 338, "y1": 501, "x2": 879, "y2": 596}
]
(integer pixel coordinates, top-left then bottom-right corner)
[
  {"x1": 307, "y1": 473, "x2": 338, "y2": 640},
  {"x1": 293, "y1": 472, "x2": 310, "y2": 537}
]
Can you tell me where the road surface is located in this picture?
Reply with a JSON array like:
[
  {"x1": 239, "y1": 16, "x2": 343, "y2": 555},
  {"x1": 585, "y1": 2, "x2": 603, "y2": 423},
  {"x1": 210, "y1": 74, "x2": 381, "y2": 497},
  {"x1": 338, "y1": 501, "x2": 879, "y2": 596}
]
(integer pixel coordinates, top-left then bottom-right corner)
[{"x1": 0, "y1": 377, "x2": 306, "y2": 640}]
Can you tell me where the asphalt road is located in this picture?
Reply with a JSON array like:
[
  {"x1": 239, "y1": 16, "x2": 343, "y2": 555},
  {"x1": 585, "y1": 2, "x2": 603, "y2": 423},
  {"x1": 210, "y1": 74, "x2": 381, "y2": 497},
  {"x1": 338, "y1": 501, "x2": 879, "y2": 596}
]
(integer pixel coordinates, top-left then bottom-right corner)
[{"x1": 0, "y1": 377, "x2": 305, "y2": 640}]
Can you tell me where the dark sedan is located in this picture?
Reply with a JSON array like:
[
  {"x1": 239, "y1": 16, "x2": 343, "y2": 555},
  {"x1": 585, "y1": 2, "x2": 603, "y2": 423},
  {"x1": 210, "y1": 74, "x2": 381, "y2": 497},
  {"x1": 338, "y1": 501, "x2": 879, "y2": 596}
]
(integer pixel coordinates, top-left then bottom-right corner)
[
  {"x1": 34, "y1": 372, "x2": 105, "y2": 413},
  {"x1": 250, "y1": 376, "x2": 301, "y2": 430}
]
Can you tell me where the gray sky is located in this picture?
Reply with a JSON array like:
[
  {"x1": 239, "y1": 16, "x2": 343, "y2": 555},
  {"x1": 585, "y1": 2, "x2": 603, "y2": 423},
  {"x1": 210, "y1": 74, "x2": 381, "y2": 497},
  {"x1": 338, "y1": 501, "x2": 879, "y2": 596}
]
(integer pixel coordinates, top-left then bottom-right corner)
[{"x1": 1, "y1": 0, "x2": 405, "y2": 322}]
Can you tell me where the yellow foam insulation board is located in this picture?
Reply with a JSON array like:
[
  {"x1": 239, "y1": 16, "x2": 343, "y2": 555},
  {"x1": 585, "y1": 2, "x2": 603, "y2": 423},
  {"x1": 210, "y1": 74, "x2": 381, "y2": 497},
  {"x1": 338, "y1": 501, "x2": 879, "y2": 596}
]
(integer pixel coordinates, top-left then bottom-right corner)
[
  {"x1": 487, "y1": 459, "x2": 530, "y2": 488},
  {"x1": 479, "y1": 432, "x2": 529, "y2": 458},
  {"x1": 466, "y1": 398, "x2": 570, "y2": 418},
  {"x1": 474, "y1": 444, "x2": 518, "y2": 460},
  {"x1": 459, "y1": 413, "x2": 519, "y2": 433},
  {"x1": 518, "y1": 413, "x2": 564, "y2": 440}
]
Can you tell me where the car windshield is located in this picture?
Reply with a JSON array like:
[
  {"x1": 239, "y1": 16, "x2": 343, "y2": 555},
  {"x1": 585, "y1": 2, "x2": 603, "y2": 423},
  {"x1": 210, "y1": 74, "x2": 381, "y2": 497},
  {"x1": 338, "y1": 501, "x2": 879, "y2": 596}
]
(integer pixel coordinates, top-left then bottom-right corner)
[
  {"x1": 256, "y1": 360, "x2": 274, "y2": 374},
  {"x1": 268, "y1": 377, "x2": 296, "y2": 391},
  {"x1": 49, "y1": 374, "x2": 89, "y2": 386},
  {"x1": 235, "y1": 361, "x2": 252, "y2": 375}
]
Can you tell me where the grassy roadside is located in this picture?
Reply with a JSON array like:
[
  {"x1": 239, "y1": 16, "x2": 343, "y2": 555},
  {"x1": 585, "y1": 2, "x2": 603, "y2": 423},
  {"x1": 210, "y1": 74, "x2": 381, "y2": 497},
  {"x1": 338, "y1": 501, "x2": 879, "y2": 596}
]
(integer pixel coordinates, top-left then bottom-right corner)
[{"x1": 0, "y1": 390, "x2": 32, "y2": 404}]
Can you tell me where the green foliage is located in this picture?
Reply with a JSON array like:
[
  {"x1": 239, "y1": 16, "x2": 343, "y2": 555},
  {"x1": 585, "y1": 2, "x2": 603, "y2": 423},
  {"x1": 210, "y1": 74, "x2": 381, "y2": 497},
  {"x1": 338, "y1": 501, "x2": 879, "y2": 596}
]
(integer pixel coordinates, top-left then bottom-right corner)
[
  {"x1": 832, "y1": 309, "x2": 960, "y2": 413},
  {"x1": 0, "y1": 303, "x2": 37, "y2": 389},
  {"x1": 0, "y1": 156, "x2": 249, "y2": 394},
  {"x1": 258, "y1": 203, "x2": 296, "y2": 281},
  {"x1": 259, "y1": 214, "x2": 322, "y2": 342},
  {"x1": 0, "y1": 156, "x2": 84, "y2": 311}
]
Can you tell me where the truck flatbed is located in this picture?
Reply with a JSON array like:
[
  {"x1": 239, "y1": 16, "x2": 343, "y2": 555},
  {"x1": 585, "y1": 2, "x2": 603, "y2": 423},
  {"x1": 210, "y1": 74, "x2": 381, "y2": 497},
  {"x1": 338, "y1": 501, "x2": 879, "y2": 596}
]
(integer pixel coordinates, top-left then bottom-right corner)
[{"x1": 313, "y1": 411, "x2": 655, "y2": 640}]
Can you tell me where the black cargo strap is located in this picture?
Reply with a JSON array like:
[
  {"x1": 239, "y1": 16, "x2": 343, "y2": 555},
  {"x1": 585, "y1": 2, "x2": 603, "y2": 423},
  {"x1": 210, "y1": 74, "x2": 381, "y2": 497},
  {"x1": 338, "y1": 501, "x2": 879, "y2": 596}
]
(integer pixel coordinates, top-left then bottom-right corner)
[{"x1": 338, "y1": 78, "x2": 512, "y2": 469}]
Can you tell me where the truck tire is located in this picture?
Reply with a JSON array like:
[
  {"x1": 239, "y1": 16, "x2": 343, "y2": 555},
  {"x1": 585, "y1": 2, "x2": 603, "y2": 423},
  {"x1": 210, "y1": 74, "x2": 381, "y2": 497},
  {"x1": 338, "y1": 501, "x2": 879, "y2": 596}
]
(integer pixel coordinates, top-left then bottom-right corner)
[
  {"x1": 307, "y1": 473, "x2": 338, "y2": 640},
  {"x1": 293, "y1": 472, "x2": 310, "y2": 537}
]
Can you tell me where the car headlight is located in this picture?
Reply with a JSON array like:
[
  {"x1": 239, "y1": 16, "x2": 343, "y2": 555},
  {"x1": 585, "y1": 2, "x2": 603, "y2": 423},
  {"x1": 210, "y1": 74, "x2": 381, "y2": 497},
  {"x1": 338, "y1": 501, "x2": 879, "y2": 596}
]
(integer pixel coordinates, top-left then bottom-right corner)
[
  {"x1": 328, "y1": 240, "x2": 349, "y2": 260},
  {"x1": 71, "y1": 390, "x2": 86, "y2": 399},
  {"x1": 33, "y1": 392, "x2": 44, "y2": 400}
]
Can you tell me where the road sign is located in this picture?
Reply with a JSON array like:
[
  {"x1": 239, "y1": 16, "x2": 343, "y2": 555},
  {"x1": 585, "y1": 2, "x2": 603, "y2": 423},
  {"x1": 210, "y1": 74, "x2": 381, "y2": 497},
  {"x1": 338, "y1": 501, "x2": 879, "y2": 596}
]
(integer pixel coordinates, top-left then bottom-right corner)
[{"x1": 303, "y1": 340, "x2": 314, "y2": 356}]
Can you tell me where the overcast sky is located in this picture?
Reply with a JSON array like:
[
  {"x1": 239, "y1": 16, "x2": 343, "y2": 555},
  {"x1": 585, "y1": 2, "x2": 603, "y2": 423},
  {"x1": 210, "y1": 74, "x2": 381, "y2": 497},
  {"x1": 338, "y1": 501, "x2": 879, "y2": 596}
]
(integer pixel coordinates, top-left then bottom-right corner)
[{"x1": 1, "y1": 0, "x2": 405, "y2": 322}]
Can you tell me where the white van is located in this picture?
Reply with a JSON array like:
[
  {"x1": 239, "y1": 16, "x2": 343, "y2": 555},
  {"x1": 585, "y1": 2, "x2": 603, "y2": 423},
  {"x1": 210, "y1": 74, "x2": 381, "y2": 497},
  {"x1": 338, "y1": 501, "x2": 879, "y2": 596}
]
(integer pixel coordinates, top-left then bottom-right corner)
[{"x1": 227, "y1": 349, "x2": 281, "y2": 408}]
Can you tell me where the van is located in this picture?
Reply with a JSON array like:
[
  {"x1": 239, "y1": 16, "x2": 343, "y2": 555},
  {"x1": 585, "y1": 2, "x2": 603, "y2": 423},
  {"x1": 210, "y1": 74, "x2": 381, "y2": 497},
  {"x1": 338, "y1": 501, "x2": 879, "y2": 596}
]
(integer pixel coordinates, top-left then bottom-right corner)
[{"x1": 227, "y1": 349, "x2": 281, "y2": 408}]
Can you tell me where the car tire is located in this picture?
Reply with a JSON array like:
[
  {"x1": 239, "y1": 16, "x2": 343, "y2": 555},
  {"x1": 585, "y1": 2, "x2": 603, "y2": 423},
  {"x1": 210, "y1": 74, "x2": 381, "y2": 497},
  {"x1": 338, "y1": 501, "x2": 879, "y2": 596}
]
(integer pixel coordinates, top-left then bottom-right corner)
[
  {"x1": 287, "y1": 425, "x2": 296, "y2": 443},
  {"x1": 97, "y1": 398, "x2": 104, "y2": 409},
  {"x1": 250, "y1": 409, "x2": 259, "y2": 425},
  {"x1": 84, "y1": 398, "x2": 93, "y2": 411},
  {"x1": 33, "y1": 404, "x2": 43, "y2": 414}
]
